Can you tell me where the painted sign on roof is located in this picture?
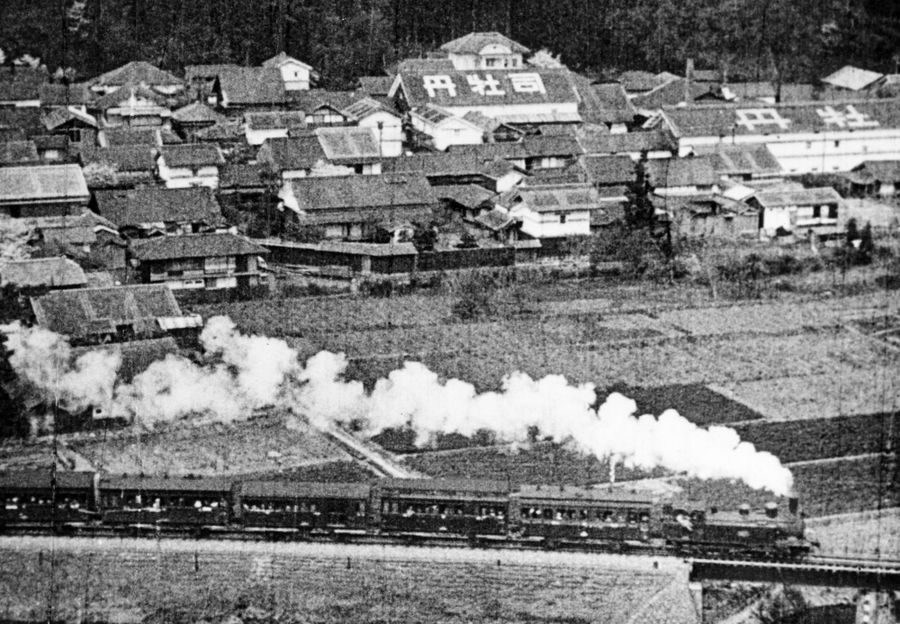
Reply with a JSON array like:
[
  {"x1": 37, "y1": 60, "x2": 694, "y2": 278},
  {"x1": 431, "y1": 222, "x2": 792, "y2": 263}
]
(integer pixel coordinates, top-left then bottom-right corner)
[{"x1": 395, "y1": 69, "x2": 578, "y2": 107}]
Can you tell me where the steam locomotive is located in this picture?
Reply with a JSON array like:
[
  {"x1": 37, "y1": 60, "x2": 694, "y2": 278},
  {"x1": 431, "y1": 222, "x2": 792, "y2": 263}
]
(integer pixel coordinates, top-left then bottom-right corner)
[{"x1": 0, "y1": 469, "x2": 817, "y2": 560}]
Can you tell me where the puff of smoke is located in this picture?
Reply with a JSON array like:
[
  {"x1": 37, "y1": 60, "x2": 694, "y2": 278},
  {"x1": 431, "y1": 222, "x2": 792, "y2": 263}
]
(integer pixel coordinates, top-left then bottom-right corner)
[
  {"x1": 292, "y1": 353, "x2": 794, "y2": 496},
  {"x1": 0, "y1": 322, "x2": 120, "y2": 414},
  {"x1": 113, "y1": 316, "x2": 300, "y2": 426}
]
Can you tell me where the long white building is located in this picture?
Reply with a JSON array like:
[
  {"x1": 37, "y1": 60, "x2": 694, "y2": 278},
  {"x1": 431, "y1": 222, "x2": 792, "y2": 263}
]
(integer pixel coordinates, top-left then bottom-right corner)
[{"x1": 656, "y1": 99, "x2": 900, "y2": 175}]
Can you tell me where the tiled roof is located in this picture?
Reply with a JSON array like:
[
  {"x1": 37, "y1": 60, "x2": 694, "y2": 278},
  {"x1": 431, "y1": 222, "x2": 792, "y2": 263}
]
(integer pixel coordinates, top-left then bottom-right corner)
[
  {"x1": 314, "y1": 126, "x2": 381, "y2": 163},
  {"x1": 662, "y1": 99, "x2": 900, "y2": 138},
  {"x1": 184, "y1": 64, "x2": 244, "y2": 82},
  {"x1": 449, "y1": 134, "x2": 582, "y2": 159},
  {"x1": 754, "y1": 187, "x2": 843, "y2": 209},
  {"x1": 582, "y1": 155, "x2": 636, "y2": 186},
  {"x1": 39, "y1": 82, "x2": 93, "y2": 106},
  {"x1": 0, "y1": 140, "x2": 40, "y2": 165},
  {"x1": 194, "y1": 120, "x2": 245, "y2": 141},
  {"x1": 631, "y1": 77, "x2": 708, "y2": 109},
  {"x1": 158, "y1": 143, "x2": 224, "y2": 168},
  {"x1": 0, "y1": 257, "x2": 86, "y2": 288},
  {"x1": 94, "y1": 186, "x2": 224, "y2": 227},
  {"x1": 821, "y1": 65, "x2": 883, "y2": 91},
  {"x1": 37, "y1": 222, "x2": 97, "y2": 246},
  {"x1": 315, "y1": 241, "x2": 418, "y2": 256},
  {"x1": 0, "y1": 108, "x2": 43, "y2": 135},
  {"x1": 286, "y1": 173, "x2": 436, "y2": 211},
  {"x1": 514, "y1": 183, "x2": 601, "y2": 213},
  {"x1": 85, "y1": 145, "x2": 156, "y2": 173},
  {"x1": 129, "y1": 233, "x2": 268, "y2": 261},
  {"x1": 698, "y1": 144, "x2": 783, "y2": 177},
  {"x1": 395, "y1": 68, "x2": 579, "y2": 108},
  {"x1": 0, "y1": 164, "x2": 89, "y2": 203},
  {"x1": 357, "y1": 76, "x2": 395, "y2": 97},
  {"x1": 440, "y1": 32, "x2": 529, "y2": 55},
  {"x1": 257, "y1": 135, "x2": 326, "y2": 171},
  {"x1": 291, "y1": 89, "x2": 358, "y2": 114},
  {"x1": 570, "y1": 76, "x2": 636, "y2": 124},
  {"x1": 31, "y1": 284, "x2": 183, "y2": 338},
  {"x1": 578, "y1": 129, "x2": 676, "y2": 155},
  {"x1": 382, "y1": 151, "x2": 486, "y2": 176},
  {"x1": 219, "y1": 163, "x2": 270, "y2": 190},
  {"x1": 90, "y1": 83, "x2": 169, "y2": 110},
  {"x1": 853, "y1": 160, "x2": 900, "y2": 182},
  {"x1": 473, "y1": 207, "x2": 516, "y2": 231},
  {"x1": 433, "y1": 184, "x2": 495, "y2": 208},
  {"x1": 261, "y1": 52, "x2": 313, "y2": 70},
  {"x1": 617, "y1": 71, "x2": 672, "y2": 93},
  {"x1": 92, "y1": 61, "x2": 183, "y2": 87},
  {"x1": 41, "y1": 106, "x2": 97, "y2": 130},
  {"x1": 172, "y1": 102, "x2": 226, "y2": 124},
  {"x1": 216, "y1": 67, "x2": 289, "y2": 105},
  {"x1": 394, "y1": 58, "x2": 456, "y2": 73},
  {"x1": 341, "y1": 97, "x2": 398, "y2": 121},
  {"x1": 0, "y1": 67, "x2": 48, "y2": 101},
  {"x1": 72, "y1": 336, "x2": 180, "y2": 383},
  {"x1": 244, "y1": 110, "x2": 307, "y2": 131},
  {"x1": 100, "y1": 127, "x2": 160, "y2": 147},
  {"x1": 645, "y1": 156, "x2": 717, "y2": 188}
]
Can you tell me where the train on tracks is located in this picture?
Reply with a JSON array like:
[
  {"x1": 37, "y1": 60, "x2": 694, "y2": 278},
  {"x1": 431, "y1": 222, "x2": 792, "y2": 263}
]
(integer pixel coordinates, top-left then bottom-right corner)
[{"x1": 0, "y1": 469, "x2": 817, "y2": 560}]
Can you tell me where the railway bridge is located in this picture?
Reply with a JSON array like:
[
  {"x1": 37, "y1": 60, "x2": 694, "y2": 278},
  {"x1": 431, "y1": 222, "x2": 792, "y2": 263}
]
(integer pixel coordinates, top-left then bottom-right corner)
[{"x1": 688, "y1": 556, "x2": 900, "y2": 623}]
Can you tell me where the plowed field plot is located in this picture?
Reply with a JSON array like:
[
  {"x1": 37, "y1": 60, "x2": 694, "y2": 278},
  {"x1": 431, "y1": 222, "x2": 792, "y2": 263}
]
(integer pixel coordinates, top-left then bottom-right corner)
[
  {"x1": 853, "y1": 314, "x2": 900, "y2": 349},
  {"x1": 0, "y1": 539, "x2": 694, "y2": 624},
  {"x1": 68, "y1": 413, "x2": 352, "y2": 476}
]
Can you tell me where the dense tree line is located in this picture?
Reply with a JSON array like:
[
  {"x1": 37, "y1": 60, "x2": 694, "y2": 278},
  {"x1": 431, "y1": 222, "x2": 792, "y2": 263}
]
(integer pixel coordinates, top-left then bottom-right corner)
[{"x1": 1, "y1": 0, "x2": 899, "y2": 88}]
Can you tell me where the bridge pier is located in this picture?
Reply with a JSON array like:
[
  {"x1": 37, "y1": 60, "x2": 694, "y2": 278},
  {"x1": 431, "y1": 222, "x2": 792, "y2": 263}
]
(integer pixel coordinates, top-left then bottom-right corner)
[{"x1": 856, "y1": 590, "x2": 897, "y2": 624}]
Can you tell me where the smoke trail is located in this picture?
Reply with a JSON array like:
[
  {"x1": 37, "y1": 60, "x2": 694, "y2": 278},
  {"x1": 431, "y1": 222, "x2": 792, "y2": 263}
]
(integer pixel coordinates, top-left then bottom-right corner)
[
  {"x1": 1, "y1": 316, "x2": 793, "y2": 494},
  {"x1": 0, "y1": 322, "x2": 120, "y2": 414}
]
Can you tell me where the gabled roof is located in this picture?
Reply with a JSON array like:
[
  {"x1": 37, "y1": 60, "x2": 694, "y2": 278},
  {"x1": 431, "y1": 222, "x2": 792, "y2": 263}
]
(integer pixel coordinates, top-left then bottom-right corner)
[
  {"x1": 0, "y1": 164, "x2": 89, "y2": 203},
  {"x1": 314, "y1": 126, "x2": 381, "y2": 163},
  {"x1": 394, "y1": 58, "x2": 457, "y2": 73},
  {"x1": 261, "y1": 52, "x2": 313, "y2": 70},
  {"x1": 852, "y1": 160, "x2": 900, "y2": 183},
  {"x1": 433, "y1": 184, "x2": 495, "y2": 209},
  {"x1": 699, "y1": 144, "x2": 783, "y2": 177},
  {"x1": 341, "y1": 97, "x2": 398, "y2": 121},
  {"x1": 394, "y1": 68, "x2": 579, "y2": 108},
  {"x1": 473, "y1": 207, "x2": 516, "y2": 231},
  {"x1": 258, "y1": 135, "x2": 326, "y2": 171},
  {"x1": 513, "y1": 183, "x2": 601, "y2": 213},
  {"x1": 821, "y1": 65, "x2": 884, "y2": 91},
  {"x1": 0, "y1": 107, "x2": 43, "y2": 135},
  {"x1": 41, "y1": 106, "x2": 97, "y2": 130},
  {"x1": 85, "y1": 145, "x2": 156, "y2": 173},
  {"x1": 582, "y1": 155, "x2": 636, "y2": 186},
  {"x1": 92, "y1": 61, "x2": 183, "y2": 87},
  {"x1": 39, "y1": 82, "x2": 93, "y2": 107},
  {"x1": 291, "y1": 89, "x2": 357, "y2": 114},
  {"x1": 215, "y1": 67, "x2": 289, "y2": 105},
  {"x1": 440, "y1": 32, "x2": 529, "y2": 55},
  {"x1": 645, "y1": 156, "x2": 717, "y2": 188},
  {"x1": 661, "y1": 99, "x2": 900, "y2": 138},
  {"x1": 631, "y1": 77, "x2": 708, "y2": 109},
  {"x1": 0, "y1": 140, "x2": 40, "y2": 165},
  {"x1": 285, "y1": 173, "x2": 436, "y2": 211},
  {"x1": 172, "y1": 101, "x2": 226, "y2": 125},
  {"x1": 0, "y1": 67, "x2": 48, "y2": 101},
  {"x1": 31, "y1": 284, "x2": 183, "y2": 339},
  {"x1": 219, "y1": 163, "x2": 269, "y2": 190},
  {"x1": 93, "y1": 187, "x2": 224, "y2": 228},
  {"x1": 91, "y1": 83, "x2": 169, "y2": 110},
  {"x1": 357, "y1": 76, "x2": 395, "y2": 97},
  {"x1": 617, "y1": 71, "x2": 673, "y2": 93},
  {"x1": 194, "y1": 120, "x2": 245, "y2": 142},
  {"x1": 0, "y1": 256, "x2": 86, "y2": 288},
  {"x1": 572, "y1": 78, "x2": 637, "y2": 125},
  {"x1": 382, "y1": 151, "x2": 486, "y2": 176},
  {"x1": 449, "y1": 134, "x2": 582, "y2": 159},
  {"x1": 158, "y1": 143, "x2": 224, "y2": 168},
  {"x1": 410, "y1": 104, "x2": 483, "y2": 130},
  {"x1": 129, "y1": 233, "x2": 268, "y2": 261},
  {"x1": 244, "y1": 110, "x2": 307, "y2": 131},
  {"x1": 753, "y1": 187, "x2": 843, "y2": 209},
  {"x1": 73, "y1": 336, "x2": 181, "y2": 384},
  {"x1": 32, "y1": 134, "x2": 68, "y2": 152}
]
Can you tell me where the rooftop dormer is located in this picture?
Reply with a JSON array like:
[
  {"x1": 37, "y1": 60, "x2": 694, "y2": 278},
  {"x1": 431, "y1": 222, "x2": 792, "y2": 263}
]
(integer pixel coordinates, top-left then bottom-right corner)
[{"x1": 440, "y1": 32, "x2": 530, "y2": 71}]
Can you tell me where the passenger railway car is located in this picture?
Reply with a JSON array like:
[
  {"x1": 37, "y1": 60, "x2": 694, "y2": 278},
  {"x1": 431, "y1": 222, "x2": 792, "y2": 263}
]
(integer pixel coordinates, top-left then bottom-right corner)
[{"x1": 0, "y1": 468, "x2": 817, "y2": 560}]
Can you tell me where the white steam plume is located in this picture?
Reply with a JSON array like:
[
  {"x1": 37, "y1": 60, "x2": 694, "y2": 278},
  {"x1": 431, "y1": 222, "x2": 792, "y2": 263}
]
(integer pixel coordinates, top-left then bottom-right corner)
[
  {"x1": 1, "y1": 316, "x2": 794, "y2": 495},
  {"x1": 0, "y1": 322, "x2": 120, "y2": 414}
]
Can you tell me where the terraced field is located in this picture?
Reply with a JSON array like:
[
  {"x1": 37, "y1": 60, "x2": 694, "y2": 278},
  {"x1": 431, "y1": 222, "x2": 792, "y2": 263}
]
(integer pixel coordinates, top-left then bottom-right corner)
[{"x1": 0, "y1": 538, "x2": 694, "y2": 624}]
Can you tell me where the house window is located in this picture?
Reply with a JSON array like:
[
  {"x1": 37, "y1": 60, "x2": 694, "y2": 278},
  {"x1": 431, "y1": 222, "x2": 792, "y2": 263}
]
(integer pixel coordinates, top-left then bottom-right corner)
[
  {"x1": 834, "y1": 140, "x2": 840, "y2": 148},
  {"x1": 67, "y1": 128, "x2": 82, "y2": 143},
  {"x1": 485, "y1": 58, "x2": 499, "y2": 68},
  {"x1": 812, "y1": 205, "x2": 821, "y2": 218},
  {"x1": 559, "y1": 214, "x2": 567, "y2": 224},
  {"x1": 828, "y1": 205, "x2": 837, "y2": 219}
]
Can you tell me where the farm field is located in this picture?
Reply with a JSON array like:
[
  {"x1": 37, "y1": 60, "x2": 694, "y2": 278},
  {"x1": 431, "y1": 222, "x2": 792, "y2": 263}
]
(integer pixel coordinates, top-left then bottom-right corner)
[
  {"x1": 807, "y1": 509, "x2": 900, "y2": 558},
  {"x1": 67, "y1": 413, "x2": 352, "y2": 476},
  {"x1": 0, "y1": 537, "x2": 694, "y2": 624}
]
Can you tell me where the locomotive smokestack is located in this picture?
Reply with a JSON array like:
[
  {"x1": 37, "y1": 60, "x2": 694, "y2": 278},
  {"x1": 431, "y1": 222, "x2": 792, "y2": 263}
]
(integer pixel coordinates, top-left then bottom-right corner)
[{"x1": 788, "y1": 496, "x2": 799, "y2": 515}]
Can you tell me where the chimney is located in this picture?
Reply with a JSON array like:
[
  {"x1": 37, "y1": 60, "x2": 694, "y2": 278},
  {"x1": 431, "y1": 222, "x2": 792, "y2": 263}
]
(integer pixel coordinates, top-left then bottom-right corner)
[
  {"x1": 788, "y1": 496, "x2": 799, "y2": 515},
  {"x1": 685, "y1": 58, "x2": 694, "y2": 104},
  {"x1": 765, "y1": 501, "x2": 778, "y2": 518},
  {"x1": 738, "y1": 503, "x2": 750, "y2": 516}
]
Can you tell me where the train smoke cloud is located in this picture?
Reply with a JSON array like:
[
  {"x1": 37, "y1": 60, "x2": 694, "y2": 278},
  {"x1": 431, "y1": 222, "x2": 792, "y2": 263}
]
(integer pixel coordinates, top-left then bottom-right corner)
[{"x1": 1, "y1": 317, "x2": 793, "y2": 495}]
